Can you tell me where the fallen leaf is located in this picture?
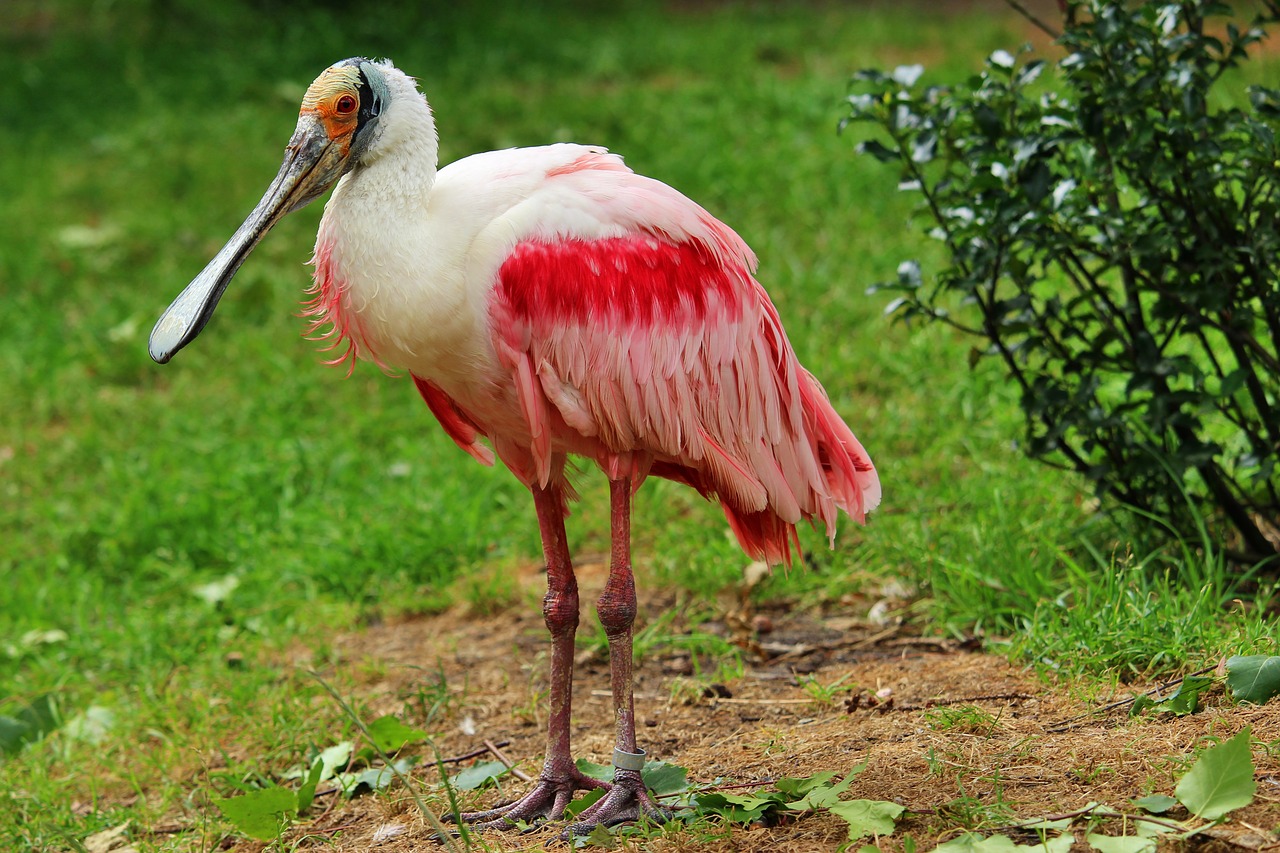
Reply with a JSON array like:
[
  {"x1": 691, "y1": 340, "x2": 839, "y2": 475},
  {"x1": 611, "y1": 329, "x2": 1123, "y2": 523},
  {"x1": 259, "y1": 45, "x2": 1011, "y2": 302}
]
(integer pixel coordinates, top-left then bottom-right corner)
[
  {"x1": 1085, "y1": 832, "x2": 1157, "y2": 853},
  {"x1": 827, "y1": 799, "x2": 905, "y2": 840},
  {"x1": 365, "y1": 714, "x2": 430, "y2": 754},
  {"x1": 213, "y1": 787, "x2": 297, "y2": 841},
  {"x1": 83, "y1": 822, "x2": 131, "y2": 853},
  {"x1": 450, "y1": 759, "x2": 509, "y2": 790},
  {"x1": 1131, "y1": 793, "x2": 1176, "y2": 814},
  {"x1": 1225, "y1": 655, "x2": 1280, "y2": 705},
  {"x1": 1175, "y1": 727, "x2": 1256, "y2": 820}
]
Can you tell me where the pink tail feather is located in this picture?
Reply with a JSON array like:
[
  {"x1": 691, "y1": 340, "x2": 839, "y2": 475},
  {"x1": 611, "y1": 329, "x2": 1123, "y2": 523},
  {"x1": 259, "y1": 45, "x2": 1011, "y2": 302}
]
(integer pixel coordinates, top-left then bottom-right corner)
[
  {"x1": 800, "y1": 370, "x2": 881, "y2": 527},
  {"x1": 651, "y1": 374, "x2": 879, "y2": 568}
]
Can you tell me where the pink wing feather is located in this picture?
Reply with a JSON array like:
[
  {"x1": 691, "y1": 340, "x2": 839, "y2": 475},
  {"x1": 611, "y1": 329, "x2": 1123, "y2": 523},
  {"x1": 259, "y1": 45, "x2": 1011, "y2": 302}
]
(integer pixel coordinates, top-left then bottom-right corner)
[
  {"x1": 478, "y1": 156, "x2": 879, "y2": 565},
  {"x1": 412, "y1": 375, "x2": 496, "y2": 467}
]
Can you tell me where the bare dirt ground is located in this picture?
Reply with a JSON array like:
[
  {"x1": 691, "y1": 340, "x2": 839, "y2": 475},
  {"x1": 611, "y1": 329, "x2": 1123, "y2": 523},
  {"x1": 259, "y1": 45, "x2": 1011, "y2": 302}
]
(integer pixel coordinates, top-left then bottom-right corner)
[{"x1": 195, "y1": 559, "x2": 1280, "y2": 852}]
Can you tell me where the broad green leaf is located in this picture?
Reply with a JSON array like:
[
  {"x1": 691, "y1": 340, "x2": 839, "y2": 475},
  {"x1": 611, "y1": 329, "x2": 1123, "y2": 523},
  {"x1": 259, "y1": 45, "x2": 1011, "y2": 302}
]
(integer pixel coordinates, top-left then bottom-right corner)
[
  {"x1": 0, "y1": 716, "x2": 31, "y2": 755},
  {"x1": 1165, "y1": 676, "x2": 1213, "y2": 714},
  {"x1": 693, "y1": 791, "x2": 782, "y2": 823},
  {"x1": 365, "y1": 715, "x2": 430, "y2": 753},
  {"x1": 22, "y1": 696, "x2": 58, "y2": 735},
  {"x1": 1131, "y1": 794, "x2": 1177, "y2": 814},
  {"x1": 350, "y1": 765, "x2": 395, "y2": 794},
  {"x1": 0, "y1": 695, "x2": 61, "y2": 755},
  {"x1": 315, "y1": 741, "x2": 353, "y2": 781},
  {"x1": 296, "y1": 758, "x2": 324, "y2": 813},
  {"x1": 570, "y1": 823, "x2": 615, "y2": 849},
  {"x1": 856, "y1": 139, "x2": 901, "y2": 163},
  {"x1": 213, "y1": 787, "x2": 297, "y2": 841},
  {"x1": 573, "y1": 758, "x2": 690, "y2": 796},
  {"x1": 1225, "y1": 655, "x2": 1280, "y2": 705},
  {"x1": 1130, "y1": 676, "x2": 1213, "y2": 717},
  {"x1": 828, "y1": 799, "x2": 904, "y2": 840},
  {"x1": 449, "y1": 760, "x2": 510, "y2": 791},
  {"x1": 564, "y1": 787, "x2": 606, "y2": 818},
  {"x1": 1085, "y1": 833, "x2": 1157, "y2": 853},
  {"x1": 1175, "y1": 728, "x2": 1256, "y2": 820},
  {"x1": 775, "y1": 770, "x2": 838, "y2": 799},
  {"x1": 934, "y1": 832, "x2": 1021, "y2": 852},
  {"x1": 576, "y1": 758, "x2": 612, "y2": 782},
  {"x1": 786, "y1": 761, "x2": 868, "y2": 811},
  {"x1": 641, "y1": 760, "x2": 691, "y2": 796},
  {"x1": 337, "y1": 757, "x2": 417, "y2": 796},
  {"x1": 935, "y1": 832, "x2": 1072, "y2": 852}
]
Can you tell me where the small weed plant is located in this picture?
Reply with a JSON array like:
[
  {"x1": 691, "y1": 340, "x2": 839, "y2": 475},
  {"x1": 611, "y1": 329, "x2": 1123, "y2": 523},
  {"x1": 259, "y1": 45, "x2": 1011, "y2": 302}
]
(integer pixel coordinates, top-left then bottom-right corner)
[
  {"x1": 923, "y1": 705, "x2": 1002, "y2": 735},
  {"x1": 931, "y1": 728, "x2": 1261, "y2": 851}
]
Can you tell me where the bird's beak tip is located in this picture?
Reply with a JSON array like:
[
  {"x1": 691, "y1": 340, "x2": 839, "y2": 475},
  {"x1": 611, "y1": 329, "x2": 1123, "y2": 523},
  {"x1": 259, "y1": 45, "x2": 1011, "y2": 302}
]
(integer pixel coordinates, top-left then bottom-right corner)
[{"x1": 148, "y1": 309, "x2": 193, "y2": 364}]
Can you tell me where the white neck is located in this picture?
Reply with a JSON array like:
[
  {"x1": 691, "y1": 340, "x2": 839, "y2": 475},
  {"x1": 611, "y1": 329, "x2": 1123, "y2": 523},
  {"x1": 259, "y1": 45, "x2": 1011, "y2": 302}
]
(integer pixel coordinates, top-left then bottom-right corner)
[
  {"x1": 350, "y1": 62, "x2": 440, "y2": 197},
  {"x1": 311, "y1": 68, "x2": 488, "y2": 386}
]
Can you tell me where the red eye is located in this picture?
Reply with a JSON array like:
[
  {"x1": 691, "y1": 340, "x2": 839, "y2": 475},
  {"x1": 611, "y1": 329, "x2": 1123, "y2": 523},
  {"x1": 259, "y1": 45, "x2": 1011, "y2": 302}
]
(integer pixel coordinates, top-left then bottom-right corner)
[{"x1": 335, "y1": 94, "x2": 357, "y2": 114}]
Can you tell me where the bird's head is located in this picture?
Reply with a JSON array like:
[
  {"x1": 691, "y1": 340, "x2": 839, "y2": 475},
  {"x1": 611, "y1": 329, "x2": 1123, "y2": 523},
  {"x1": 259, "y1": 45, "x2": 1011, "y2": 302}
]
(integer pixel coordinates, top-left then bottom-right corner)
[{"x1": 148, "y1": 58, "x2": 394, "y2": 364}]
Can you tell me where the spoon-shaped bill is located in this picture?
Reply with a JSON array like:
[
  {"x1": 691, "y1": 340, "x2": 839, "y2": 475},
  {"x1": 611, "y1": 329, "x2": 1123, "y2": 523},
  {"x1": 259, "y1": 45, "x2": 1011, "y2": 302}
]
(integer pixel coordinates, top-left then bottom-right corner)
[{"x1": 149, "y1": 116, "x2": 347, "y2": 363}]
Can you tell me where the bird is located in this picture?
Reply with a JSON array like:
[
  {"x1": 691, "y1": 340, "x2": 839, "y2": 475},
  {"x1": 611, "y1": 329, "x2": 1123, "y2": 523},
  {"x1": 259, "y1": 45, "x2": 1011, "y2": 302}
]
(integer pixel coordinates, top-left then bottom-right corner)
[{"x1": 149, "y1": 57, "x2": 880, "y2": 835}]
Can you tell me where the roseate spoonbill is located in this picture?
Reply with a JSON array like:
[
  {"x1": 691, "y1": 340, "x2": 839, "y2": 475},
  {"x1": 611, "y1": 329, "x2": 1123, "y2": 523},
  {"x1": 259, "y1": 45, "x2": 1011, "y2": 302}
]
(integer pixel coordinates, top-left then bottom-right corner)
[{"x1": 150, "y1": 58, "x2": 879, "y2": 834}]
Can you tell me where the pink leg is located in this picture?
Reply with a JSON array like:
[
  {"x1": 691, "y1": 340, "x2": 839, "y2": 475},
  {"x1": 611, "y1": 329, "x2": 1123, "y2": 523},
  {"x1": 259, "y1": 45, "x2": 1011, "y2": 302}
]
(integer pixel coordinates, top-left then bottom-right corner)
[
  {"x1": 455, "y1": 483, "x2": 607, "y2": 829},
  {"x1": 565, "y1": 478, "x2": 669, "y2": 835}
]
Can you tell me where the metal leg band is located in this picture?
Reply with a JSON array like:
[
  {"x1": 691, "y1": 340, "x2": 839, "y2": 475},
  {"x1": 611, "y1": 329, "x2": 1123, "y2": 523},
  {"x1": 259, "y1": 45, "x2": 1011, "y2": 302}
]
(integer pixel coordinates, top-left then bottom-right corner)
[{"x1": 612, "y1": 747, "x2": 646, "y2": 771}]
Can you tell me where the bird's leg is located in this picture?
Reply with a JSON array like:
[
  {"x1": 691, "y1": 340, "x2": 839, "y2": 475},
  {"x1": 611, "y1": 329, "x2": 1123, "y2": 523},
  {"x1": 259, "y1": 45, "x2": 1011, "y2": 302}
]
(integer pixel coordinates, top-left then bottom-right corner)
[
  {"x1": 566, "y1": 478, "x2": 669, "y2": 835},
  {"x1": 454, "y1": 483, "x2": 607, "y2": 829}
]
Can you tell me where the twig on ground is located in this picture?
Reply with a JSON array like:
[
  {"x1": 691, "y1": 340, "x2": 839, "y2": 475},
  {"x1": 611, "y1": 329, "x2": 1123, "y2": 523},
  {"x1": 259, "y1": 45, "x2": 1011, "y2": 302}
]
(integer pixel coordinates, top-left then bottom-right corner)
[
  {"x1": 484, "y1": 738, "x2": 534, "y2": 783},
  {"x1": 760, "y1": 624, "x2": 912, "y2": 663},
  {"x1": 848, "y1": 691, "x2": 1032, "y2": 714},
  {"x1": 654, "y1": 777, "x2": 779, "y2": 801},
  {"x1": 703, "y1": 697, "x2": 814, "y2": 706},
  {"x1": 975, "y1": 803, "x2": 1196, "y2": 837},
  {"x1": 439, "y1": 741, "x2": 511, "y2": 765},
  {"x1": 765, "y1": 630, "x2": 965, "y2": 666},
  {"x1": 1046, "y1": 665, "x2": 1217, "y2": 733}
]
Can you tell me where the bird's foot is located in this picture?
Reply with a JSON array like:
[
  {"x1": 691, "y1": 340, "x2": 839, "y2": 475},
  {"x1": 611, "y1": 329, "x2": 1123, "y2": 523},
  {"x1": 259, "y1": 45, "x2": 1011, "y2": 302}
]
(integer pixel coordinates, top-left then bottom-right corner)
[
  {"x1": 450, "y1": 768, "x2": 609, "y2": 830},
  {"x1": 562, "y1": 768, "x2": 671, "y2": 838}
]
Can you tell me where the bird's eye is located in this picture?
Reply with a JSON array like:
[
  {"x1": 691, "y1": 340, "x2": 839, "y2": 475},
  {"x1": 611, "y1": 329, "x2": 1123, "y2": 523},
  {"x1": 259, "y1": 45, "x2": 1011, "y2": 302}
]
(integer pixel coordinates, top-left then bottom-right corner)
[{"x1": 335, "y1": 94, "x2": 358, "y2": 115}]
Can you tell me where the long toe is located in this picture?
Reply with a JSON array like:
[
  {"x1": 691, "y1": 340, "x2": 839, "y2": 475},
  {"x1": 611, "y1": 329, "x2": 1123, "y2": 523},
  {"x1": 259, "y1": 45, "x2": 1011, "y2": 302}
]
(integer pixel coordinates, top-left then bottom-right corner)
[
  {"x1": 453, "y1": 770, "x2": 609, "y2": 830},
  {"x1": 563, "y1": 769, "x2": 671, "y2": 838}
]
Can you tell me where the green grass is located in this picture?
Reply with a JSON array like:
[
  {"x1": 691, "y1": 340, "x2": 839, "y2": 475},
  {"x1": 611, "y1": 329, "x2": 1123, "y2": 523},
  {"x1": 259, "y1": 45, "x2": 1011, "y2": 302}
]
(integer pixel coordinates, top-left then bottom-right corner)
[{"x1": 2, "y1": 0, "x2": 1277, "y2": 849}]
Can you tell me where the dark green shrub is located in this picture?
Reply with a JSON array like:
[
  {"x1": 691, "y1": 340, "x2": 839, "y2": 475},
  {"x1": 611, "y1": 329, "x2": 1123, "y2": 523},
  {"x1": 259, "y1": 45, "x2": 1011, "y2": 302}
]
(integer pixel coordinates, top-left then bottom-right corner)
[{"x1": 847, "y1": 0, "x2": 1280, "y2": 565}]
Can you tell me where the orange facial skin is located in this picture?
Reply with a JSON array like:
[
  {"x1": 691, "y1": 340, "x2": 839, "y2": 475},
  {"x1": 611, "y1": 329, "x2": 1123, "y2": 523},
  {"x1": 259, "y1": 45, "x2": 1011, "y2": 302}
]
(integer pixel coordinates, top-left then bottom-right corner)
[{"x1": 300, "y1": 66, "x2": 363, "y2": 155}]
